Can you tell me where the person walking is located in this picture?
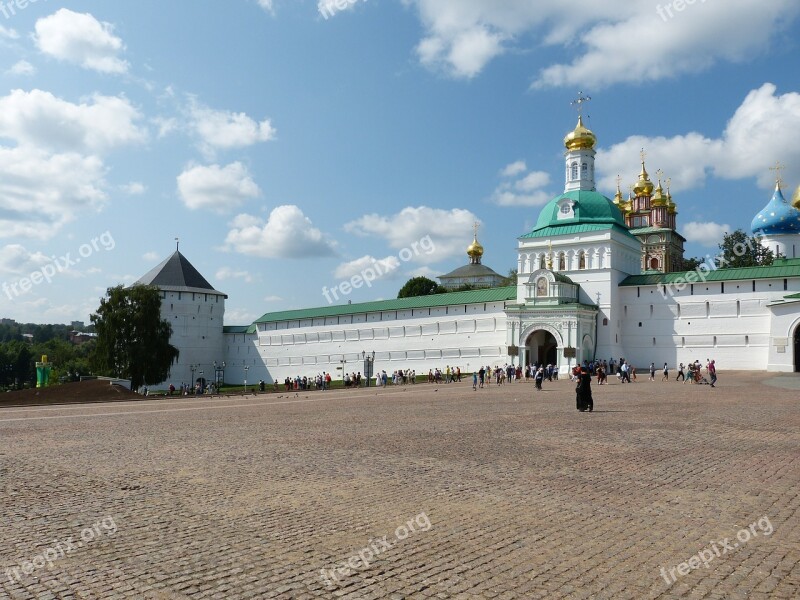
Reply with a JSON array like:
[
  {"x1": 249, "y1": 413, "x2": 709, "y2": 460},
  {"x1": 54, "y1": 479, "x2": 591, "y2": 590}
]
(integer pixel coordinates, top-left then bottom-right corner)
[
  {"x1": 576, "y1": 366, "x2": 593, "y2": 412},
  {"x1": 535, "y1": 367, "x2": 544, "y2": 390},
  {"x1": 649, "y1": 362, "x2": 656, "y2": 381},
  {"x1": 676, "y1": 363, "x2": 685, "y2": 382},
  {"x1": 662, "y1": 363, "x2": 669, "y2": 381},
  {"x1": 472, "y1": 371, "x2": 478, "y2": 391},
  {"x1": 708, "y1": 360, "x2": 717, "y2": 387}
]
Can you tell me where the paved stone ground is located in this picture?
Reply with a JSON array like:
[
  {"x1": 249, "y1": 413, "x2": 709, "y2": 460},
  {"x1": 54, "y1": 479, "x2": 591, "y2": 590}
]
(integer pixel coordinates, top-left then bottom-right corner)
[{"x1": 1, "y1": 371, "x2": 798, "y2": 599}]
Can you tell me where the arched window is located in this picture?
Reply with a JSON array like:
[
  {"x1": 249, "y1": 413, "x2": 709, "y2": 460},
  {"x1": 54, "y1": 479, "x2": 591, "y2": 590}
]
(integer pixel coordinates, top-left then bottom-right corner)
[
  {"x1": 650, "y1": 257, "x2": 659, "y2": 270},
  {"x1": 582, "y1": 162, "x2": 587, "y2": 174},
  {"x1": 571, "y1": 162, "x2": 578, "y2": 180},
  {"x1": 558, "y1": 253, "x2": 566, "y2": 271},
  {"x1": 579, "y1": 252, "x2": 586, "y2": 270}
]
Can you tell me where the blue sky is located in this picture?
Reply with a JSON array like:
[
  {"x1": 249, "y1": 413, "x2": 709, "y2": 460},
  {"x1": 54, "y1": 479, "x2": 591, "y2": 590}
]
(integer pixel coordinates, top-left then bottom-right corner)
[{"x1": 0, "y1": 0, "x2": 798, "y2": 325}]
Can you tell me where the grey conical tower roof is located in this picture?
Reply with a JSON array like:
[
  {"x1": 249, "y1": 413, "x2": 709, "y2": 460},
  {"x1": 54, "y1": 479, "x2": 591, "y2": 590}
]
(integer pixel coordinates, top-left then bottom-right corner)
[{"x1": 136, "y1": 251, "x2": 227, "y2": 296}]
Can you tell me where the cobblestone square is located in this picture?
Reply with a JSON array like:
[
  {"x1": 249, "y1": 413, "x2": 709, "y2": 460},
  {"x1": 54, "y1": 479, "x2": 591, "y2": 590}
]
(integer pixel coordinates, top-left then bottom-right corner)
[{"x1": 1, "y1": 372, "x2": 799, "y2": 599}]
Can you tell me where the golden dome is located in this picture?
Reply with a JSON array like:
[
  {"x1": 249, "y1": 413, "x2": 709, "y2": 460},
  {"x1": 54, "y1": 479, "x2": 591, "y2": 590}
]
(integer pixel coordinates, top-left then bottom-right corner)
[
  {"x1": 467, "y1": 236, "x2": 484, "y2": 259},
  {"x1": 793, "y1": 185, "x2": 800, "y2": 210},
  {"x1": 633, "y1": 160, "x2": 654, "y2": 196},
  {"x1": 651, "y1": 180, "x2": 668, "y2": 206},
  {"x1": 564, "y1": 116, "x2": 597, "y2": 151}
]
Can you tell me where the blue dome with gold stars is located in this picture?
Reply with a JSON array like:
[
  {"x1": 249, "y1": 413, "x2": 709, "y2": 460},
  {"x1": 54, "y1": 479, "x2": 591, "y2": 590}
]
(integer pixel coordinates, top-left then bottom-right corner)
[{"x1": 751, "y1": 184, "x2": 800, "y2": 236}]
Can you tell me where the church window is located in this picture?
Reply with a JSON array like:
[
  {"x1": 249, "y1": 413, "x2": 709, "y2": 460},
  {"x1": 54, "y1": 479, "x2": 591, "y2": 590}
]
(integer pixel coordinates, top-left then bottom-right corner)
[
  {"x1": 571, "y1": 162, "x2": 578, "y2": 180},
  {"x1": 650, "y1": 258, "x2": 659, "y2": 270},
  {"x1": 579, "y1": 252, "x2": 586, "y2": 269},
  {"x1": 560, "y1": 204, "x2": 571, "y2": 214},
  {"x1": 582, "y1": 163, "x2": 587, "y2": 174},
  {"x1": 602, "y1": 318, "x2": 608, "y2": 326},
  {"x1": 558, "y1": 253, "x2": 566, "y2": 270},
  {"x1": 785, "y1": 279, "x2": 788, "y2": 291}
]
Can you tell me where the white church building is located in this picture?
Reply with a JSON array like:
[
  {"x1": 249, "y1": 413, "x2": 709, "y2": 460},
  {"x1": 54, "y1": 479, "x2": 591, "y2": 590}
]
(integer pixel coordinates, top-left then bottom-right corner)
[{"x1": 138, "y1": 117, "x2": 800, "y2": 388}]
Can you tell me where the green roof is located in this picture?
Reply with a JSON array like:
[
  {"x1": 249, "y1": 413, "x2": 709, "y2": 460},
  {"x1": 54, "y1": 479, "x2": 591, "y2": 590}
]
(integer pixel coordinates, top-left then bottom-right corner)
[
  {"x1": 520, "y1": 223, "x2": 634, "y2": 240},
  {"x1": 251, "y1": 286, "x2": 518, "y2": 325},
  {"x1": 620, "y1": 258, "x2": 800, "y2": 286},
  {"x1": 223, "y1": 325, "x2": 250, "y2": 334},
  {"x1": 629, "y1": 226, "x2": 687, "y2": 241}
]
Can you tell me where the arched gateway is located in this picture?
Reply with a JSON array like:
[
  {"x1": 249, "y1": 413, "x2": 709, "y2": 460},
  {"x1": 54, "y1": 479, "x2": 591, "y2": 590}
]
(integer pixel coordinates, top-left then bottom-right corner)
[
  {"x1": 795, "y1": 324, "x2": 800, "y2": 373},
  {"x1": 525, "y1": 330, "x2": 559, "y2": 366}
]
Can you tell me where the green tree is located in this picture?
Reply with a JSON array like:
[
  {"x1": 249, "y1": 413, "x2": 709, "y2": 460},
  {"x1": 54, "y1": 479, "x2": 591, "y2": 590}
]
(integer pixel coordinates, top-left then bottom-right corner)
[
  {"x1": 397, "y1": 276, "x2": 447, "y2": 298},
  {"x1": 503, "y1": 268, "x2": 518, "y2": 286},
  {"x1": 681, "y1": 256, "x2": 704, "y2": 271},
  {"x1": 90, "y1": 284, "x2": 179, "y2": 390},
  {"x1": 719, "y1": 230, "x2": 774, "y2": 268}
]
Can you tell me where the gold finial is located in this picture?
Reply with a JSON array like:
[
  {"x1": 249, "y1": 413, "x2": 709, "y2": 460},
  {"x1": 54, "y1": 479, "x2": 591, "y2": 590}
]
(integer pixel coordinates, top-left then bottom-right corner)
[
  {"x1": 656, "y1": 168, "x2": 664, "y2": 184},
  {"x1": 473, "y1": 221, "x2": 479, "y2": 239},
  {"x1": 770, "y1": 161, "x2": 784, "y2": 189},
  {"x1": 467, "y1": 222, "x2": 484, "y2": 264},
  {"x1": 546, "y1": 240, "x2": 553, "y2": 270},
  {"x1": 571, "y1": 91, "x2": 592, "y2": 116},
  {"x1": 640, "y1": 148, "x2": 647, "y2": 163}
]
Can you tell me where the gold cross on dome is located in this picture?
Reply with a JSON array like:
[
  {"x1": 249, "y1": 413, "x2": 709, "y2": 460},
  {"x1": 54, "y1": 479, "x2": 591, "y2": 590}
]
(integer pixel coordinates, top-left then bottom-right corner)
[
  {"x1": 571, "y1": 91, "x2": 592, "y2": 116},
  {"x1": 656, "y1": 168, "x2": 664, "y2": 183},
  {"x1": 770, "y1": 161, "x2": 785, "y2": 187},
  {"x1": 640, "y1": 148, "x2": 647, "y2": 163}
]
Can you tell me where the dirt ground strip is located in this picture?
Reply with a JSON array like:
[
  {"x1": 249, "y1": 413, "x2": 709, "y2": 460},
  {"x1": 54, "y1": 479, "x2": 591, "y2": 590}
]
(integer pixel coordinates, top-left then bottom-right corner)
[{"x1": 1, "y1": 371, "x2": 798, "y2": 599}]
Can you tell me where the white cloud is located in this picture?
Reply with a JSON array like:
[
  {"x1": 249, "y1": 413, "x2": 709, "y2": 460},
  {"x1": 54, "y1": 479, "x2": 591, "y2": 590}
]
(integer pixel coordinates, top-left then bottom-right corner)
[
  {"x1": 257, "y1": 0, "x2": 275, "y2": 15},
  {"x1": 0, "y1": 244, "x2": 49, "y2": 275},
  {"x1": 34, "y1": 9, "x2": 129, "y2": 74},
  {"x1": 224, "y1": 205, "x2": 338, "y2": 258},
  {"x1": 0, "y1": 89, "x2": 146, "y2": 153},
  {"x1": 264, "y1": 295, "x2": 282, "y2": 302},
  {"x1": 491, "y1": 168, "x2": 552, "y2": 207},
  {"x1": 215, "y1": 267, "x2": 254, "y2": 283},
  {"x1": 224, "y1": 307, "x2": 257, "y2": 325},
  {"x1": 682, "y1": 222, "x2": 732, "y2": 246},
  {"x1": 142, "y1": 252, "x2": 160, "y2": 262},
  {"x1": 7, "y1": 60, "x2": 35, "y2": 76},
  {"x1": 177, "y1": 162, "x2": 261, "y2": 212},
  {"x1": 333, "y1": 255, "x2": 402, "y2": 280},
  {"x1": 190, "y1": 102, "x2": 276, "y2": 156},
  {"x1": 405, "y1": 1, "x2": 800, "y2": 87},
  {"x1": 597, "y1": 84, "x2": 800, "y2": 193},
  {"x1": 500, "y1": 160, "x2": 527, "y2": 178},
  {"x1": 0, "y1": 146, "x2": 107, "y2": 239},
  {"x1": 153, "y1": 116, "x2": 179, "y2": 139},
  {"x1": 0, "y1": 24, "x2": 19, "y2": 40},
  {"x1": 344, "y1": 206, "x2": 478, "y2": 264},
  {"x1": 120, "y1": 182, "x2": 146, "y2": 195}
]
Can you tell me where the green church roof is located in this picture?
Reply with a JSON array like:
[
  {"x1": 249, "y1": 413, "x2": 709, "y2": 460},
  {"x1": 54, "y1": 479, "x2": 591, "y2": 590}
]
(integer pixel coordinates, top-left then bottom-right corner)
[
  {"x1": 620, "y1": 258, "x2": 800, "y2": 286},
  {"x1": 522, "y1": 190, "x2": 637, "y2": 240}
]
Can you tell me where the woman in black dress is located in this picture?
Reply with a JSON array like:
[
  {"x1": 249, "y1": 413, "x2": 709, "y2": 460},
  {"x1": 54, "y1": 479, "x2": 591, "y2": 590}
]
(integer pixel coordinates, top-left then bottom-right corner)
[{"x1": 576, "y1": 366, "x2": 593, "y2": 412}]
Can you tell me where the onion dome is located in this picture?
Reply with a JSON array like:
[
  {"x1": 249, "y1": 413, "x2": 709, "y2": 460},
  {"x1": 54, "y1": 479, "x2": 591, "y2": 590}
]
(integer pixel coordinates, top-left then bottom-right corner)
[
  {"x1": 467, "y1": 234, "x2": 484, "y2": 264},
  {"x1": 564, "y1": 116, "x2": 597, "y2": 151},
  {"x1": 633, "y1": 160, "x2": 654, "y2": 197},
  {"x1": 651, "y1": 178, "x2": 668, "y2": 206},
  {"x1": 751, "y1": 182, "x2": 800, "y2": 235}
]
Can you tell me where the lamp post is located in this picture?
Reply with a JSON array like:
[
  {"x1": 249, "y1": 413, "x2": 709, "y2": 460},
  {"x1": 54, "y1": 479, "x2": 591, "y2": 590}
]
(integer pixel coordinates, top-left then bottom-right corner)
[
  {"x1": 362, "y1": 351, "x2": 375, "y2": 387},
  {"x1": 189, "y1": 364, "x2": 197, "y2": 394},
  {"x1": 214, "y1": 360, "x2": 226, "y2": 391},
  {"x1": 199, "y1": 369, "x2": 204, "y2": 393},
  {"x1": 244, "y1": 365, "x2": 249, "y2": 393},
  {"x1": 339, "y1": 358, "x2": 346, "y2": 386}
]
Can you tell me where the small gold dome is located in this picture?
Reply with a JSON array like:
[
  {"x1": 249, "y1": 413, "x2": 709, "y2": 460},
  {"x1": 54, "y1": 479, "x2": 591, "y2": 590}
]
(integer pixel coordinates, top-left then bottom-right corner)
[
  {"x1": 651, "y1": 180, "x2": 668, "y2": 206},
  {"x1": 633, "y1": 160, "x2": 654, "y2": 196},
  {"x1": 467, "y1": 237, "x2": 484, "y2": 259},
  {"x1": 793, "y1": 185, "x2": 800, "y2": 210},
  {"x1": 564, "y1": 116, "x2": 597, "y2": 151}
]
